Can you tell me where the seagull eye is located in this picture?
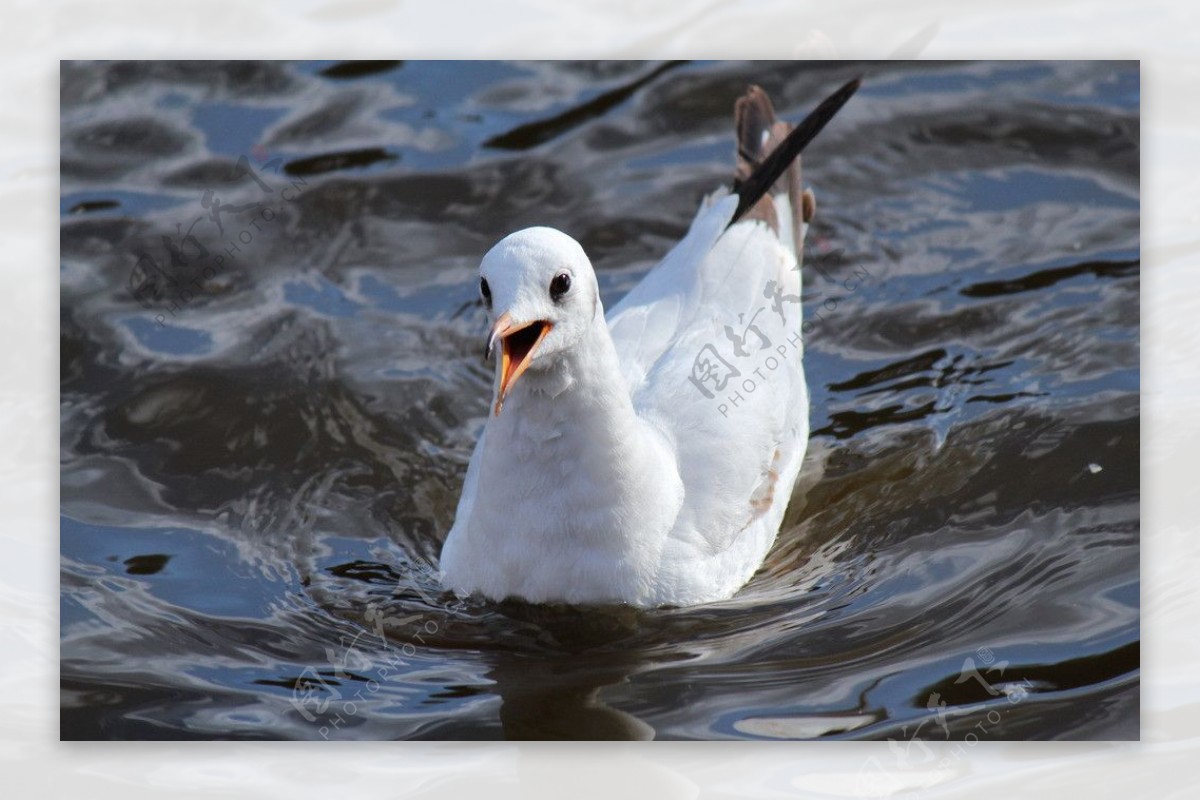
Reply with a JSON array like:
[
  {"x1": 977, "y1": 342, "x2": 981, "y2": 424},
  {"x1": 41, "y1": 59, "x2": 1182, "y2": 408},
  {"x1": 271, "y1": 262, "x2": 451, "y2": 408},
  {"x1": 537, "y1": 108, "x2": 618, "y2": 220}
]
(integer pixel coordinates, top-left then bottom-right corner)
[
  {"x1": 479, "y1": 277, "x2": 492, "y2": 308},
  {"x1": 549, "y1": 272, "x2": 571, "y2": 301}
]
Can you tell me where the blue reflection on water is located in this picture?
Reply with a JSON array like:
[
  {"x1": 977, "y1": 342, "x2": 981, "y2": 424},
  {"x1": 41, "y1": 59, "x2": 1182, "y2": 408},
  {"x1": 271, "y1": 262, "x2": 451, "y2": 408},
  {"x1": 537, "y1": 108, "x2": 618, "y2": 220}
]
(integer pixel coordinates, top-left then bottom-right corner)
[
  {"x1": 123, "y1": 316, "x2": 214, "y2": 356},
  {"x1": 61, "y1": 516, "x2": 291, "y2": 619},
  {"x1": 284, "y1": 275, "x2": 363, "y2": 318}
]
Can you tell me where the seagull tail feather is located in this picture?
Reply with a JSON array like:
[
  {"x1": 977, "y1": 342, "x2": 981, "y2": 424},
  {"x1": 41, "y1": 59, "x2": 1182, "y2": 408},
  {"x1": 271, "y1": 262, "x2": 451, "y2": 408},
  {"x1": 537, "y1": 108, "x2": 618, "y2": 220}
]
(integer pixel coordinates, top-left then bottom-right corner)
[{"x1": 730, "y1": 76, "x2": 861, "y2": 257}]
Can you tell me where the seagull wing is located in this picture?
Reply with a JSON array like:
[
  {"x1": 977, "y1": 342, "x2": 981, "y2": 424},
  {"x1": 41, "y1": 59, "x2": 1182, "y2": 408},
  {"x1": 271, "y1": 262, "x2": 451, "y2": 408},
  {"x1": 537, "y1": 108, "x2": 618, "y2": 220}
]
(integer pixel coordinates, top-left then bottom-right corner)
[
  {"x1": 607, "y1": 196, "x2": 809, "y2": 579},
  {"x1": 600, "y1": 77, "x2": 865, "y2": 595}
]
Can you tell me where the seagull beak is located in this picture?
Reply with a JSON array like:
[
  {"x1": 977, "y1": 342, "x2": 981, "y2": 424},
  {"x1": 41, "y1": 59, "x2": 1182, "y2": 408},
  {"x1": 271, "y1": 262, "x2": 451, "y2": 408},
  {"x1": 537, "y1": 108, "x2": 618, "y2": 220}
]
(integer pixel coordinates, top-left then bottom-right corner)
[{"x1": 487, "y1": 312, "x2": 553, "y2": 416}]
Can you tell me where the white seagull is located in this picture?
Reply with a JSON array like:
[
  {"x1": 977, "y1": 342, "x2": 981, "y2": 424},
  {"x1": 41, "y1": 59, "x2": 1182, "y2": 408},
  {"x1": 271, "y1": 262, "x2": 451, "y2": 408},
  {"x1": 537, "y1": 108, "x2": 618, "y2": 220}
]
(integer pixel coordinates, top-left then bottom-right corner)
[{"x1": 440, "y1": 78, "x2": 861, "y2": 607}]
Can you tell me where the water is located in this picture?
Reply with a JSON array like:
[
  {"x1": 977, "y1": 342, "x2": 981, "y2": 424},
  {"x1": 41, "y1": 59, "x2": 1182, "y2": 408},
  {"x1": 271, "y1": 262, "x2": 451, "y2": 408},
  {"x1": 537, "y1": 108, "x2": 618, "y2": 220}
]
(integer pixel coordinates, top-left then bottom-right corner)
[{"x1": 60, "y1": 60, "x2": 1139, "y2": 741}]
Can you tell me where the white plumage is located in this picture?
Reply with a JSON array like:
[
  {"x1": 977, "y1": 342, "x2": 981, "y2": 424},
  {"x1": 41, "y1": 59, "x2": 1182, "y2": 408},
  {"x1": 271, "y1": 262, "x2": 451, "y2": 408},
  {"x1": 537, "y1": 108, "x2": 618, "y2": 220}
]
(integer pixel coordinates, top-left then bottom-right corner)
[{"x1": 439, "y1": 80, "x2": 858, "y2": 606}]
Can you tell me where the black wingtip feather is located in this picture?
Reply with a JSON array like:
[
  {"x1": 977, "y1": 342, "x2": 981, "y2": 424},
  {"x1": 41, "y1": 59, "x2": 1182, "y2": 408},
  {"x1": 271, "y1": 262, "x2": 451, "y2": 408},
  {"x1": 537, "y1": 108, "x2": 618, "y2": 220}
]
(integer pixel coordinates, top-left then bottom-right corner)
[{"x1": 729, "y1": 76, "x2": 862, "y2": 227}]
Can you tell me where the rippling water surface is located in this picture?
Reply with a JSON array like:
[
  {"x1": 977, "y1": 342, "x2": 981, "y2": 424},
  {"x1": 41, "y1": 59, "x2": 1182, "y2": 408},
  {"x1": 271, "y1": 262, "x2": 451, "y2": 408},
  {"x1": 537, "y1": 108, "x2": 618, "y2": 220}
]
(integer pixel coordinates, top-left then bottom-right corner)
[{"x1": 60, "y1": 60, "x2": 1139, "y2": 740}]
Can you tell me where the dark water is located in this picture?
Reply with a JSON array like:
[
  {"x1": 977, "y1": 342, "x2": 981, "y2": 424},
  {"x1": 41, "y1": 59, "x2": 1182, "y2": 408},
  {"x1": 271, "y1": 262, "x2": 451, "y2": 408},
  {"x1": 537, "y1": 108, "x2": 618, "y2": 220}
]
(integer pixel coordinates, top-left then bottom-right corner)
[{"x1": 60, "y1": 60, "x2": 1139, "y2": 741}]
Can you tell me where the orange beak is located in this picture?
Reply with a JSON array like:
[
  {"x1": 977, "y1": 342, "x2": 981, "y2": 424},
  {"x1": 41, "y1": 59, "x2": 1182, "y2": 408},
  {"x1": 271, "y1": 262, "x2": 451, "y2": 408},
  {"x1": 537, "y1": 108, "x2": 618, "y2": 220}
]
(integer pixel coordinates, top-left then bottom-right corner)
[{"x1": 487, "y1": 312, "x2": 553, "y2": 416}]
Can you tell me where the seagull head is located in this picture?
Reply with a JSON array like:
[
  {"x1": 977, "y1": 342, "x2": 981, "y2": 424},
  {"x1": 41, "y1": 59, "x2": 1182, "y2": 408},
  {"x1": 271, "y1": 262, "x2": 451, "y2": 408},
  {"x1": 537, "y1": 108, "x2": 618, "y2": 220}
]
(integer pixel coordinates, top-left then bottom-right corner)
[{"x1": 478, "y1": 227, "x2": 599, "y2": 415}]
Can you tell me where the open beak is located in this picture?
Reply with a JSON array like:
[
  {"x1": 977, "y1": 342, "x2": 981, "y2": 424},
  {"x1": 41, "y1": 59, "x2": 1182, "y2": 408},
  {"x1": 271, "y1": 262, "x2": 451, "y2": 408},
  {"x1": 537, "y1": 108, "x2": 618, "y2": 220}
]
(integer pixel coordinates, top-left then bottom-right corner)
[{"x1": 487, "y1": 312, "x2": 553, "y2": 416}]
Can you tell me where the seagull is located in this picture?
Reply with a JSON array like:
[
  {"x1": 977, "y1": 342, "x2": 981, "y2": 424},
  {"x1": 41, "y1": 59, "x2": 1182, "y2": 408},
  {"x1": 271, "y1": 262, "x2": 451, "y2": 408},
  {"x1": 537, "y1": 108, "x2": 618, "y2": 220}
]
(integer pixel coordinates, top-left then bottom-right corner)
[{"x1": 440, "y1": 77, "x2": 861, "y2": 607}]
